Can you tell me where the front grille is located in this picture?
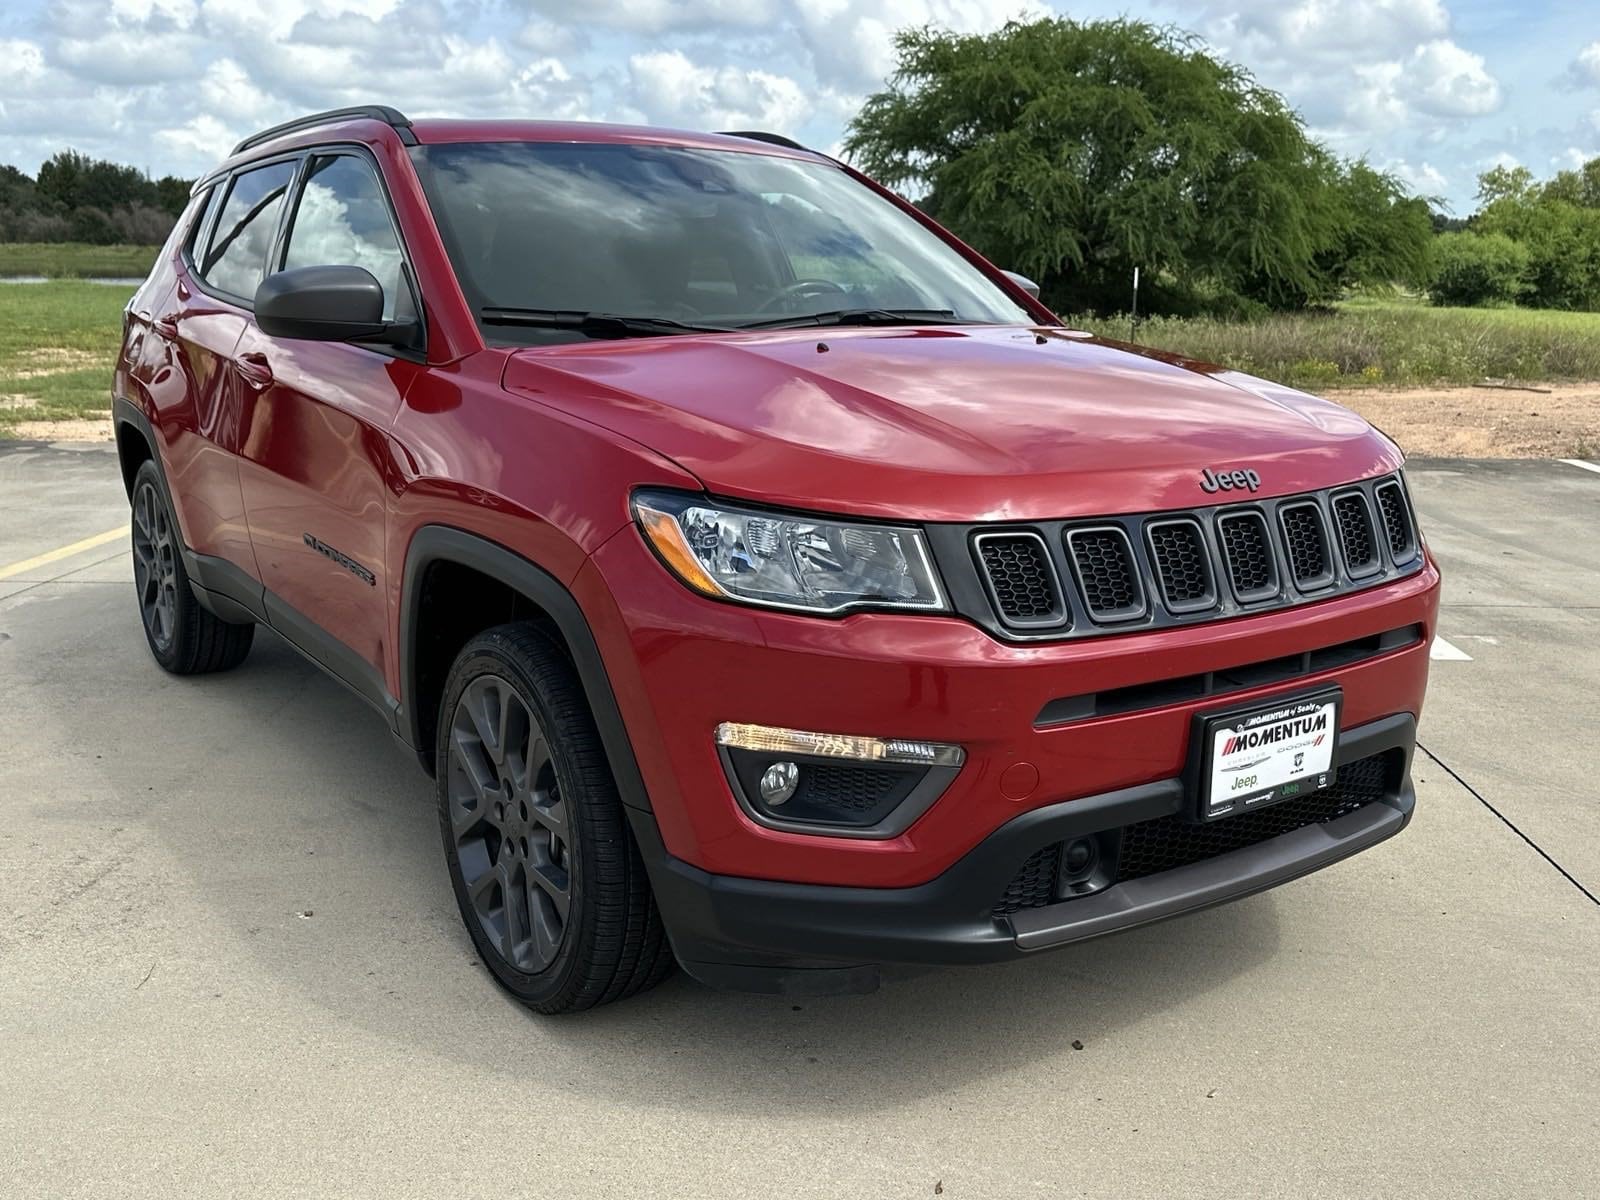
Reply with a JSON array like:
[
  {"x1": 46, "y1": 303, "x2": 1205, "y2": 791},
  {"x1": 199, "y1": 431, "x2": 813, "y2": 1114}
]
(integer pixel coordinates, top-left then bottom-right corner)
[
  {"x1": 992, "y1": 752, "x2": 1396, "y2": 917},
  {"x1": 951, "y1": 473, "x2": 1423, "y2": 643},
  {"x1": 1066, "y1": 528, "x2": 1145, "y2": 621},
  {"x1": 1217, "y1": 511, "x2": 1277, "y2": 601},
  {"x1": 975, "y1": 533, "x2": 1064, "y2": 627},
  {"x1": 1279, "y1": 502, "x2": 1333, "y2": 589},
  {"x1": 1374, "y1": 480, "x2": 1417, "y2": 563},
  {"x1": 1116, "y1": 753, "x2": 1392, "y2": 881},
  {"x1": 1146, "y1": 519, "x2": 1215, "y2": 612},
  {"x1": 1332, "y1": 492, "x2": 1380, "y2": 576}
]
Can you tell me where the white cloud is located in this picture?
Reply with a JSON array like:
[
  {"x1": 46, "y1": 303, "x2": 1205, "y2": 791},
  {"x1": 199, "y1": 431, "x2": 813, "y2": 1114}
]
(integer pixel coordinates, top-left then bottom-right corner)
[
  {"x1": 1387, "y1": 158, "x2": 1448, "y2": 195},
  {"x1": 627, "y1": 50, "x2": 810, "y2": 130},
  {"x1": 1211, "y1": 0, "x2": 1450, "y2": 60},
  {"x1": 1564, "y1": 42, "x2": 1600, "y2": 90},
  {"x1": 1404, "y1": 40, "x2": 1501, "y2": 118}
]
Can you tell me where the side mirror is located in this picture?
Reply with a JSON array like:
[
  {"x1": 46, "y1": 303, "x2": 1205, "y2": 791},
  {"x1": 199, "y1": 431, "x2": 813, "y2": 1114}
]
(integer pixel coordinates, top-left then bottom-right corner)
[
  {"x1": 1001, "y1": 270, "x2": 1041, "y2": 299},
  {"x1": 255, "y1": 265, "x2": 392, "y2": 342}
]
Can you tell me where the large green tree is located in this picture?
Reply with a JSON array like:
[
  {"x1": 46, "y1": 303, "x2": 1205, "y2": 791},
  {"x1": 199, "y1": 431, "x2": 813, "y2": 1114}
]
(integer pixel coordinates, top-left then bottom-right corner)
[{"x1": 844, "y1": 18, "x2": 1429, "y2": 314}]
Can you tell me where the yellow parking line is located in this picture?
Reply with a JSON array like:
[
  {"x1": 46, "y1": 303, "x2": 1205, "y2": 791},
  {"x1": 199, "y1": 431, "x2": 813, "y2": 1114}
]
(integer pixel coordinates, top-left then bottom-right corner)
[{"x1": 0, "y1": 525, "x2": 128, "y2": 581}]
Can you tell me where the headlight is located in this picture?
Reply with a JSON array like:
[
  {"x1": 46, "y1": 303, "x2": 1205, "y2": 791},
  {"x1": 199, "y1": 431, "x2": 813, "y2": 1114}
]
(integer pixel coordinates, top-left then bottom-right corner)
[{"x1": 633, "y1": 490, "x2": 946, "y2": 614}]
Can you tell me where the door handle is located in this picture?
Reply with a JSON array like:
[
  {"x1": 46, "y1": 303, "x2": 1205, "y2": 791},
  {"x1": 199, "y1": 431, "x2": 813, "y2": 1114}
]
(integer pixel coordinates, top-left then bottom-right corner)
[
  {"x1": 236, "y1": 351, "x2": 274, "y2": 389},
  {"x1": 153, "y1": 313, "x2": 180, "y2": 339}
]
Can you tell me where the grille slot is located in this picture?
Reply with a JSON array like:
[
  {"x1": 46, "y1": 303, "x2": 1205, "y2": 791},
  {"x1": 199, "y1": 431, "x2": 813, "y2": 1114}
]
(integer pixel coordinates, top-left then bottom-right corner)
[
  {"x1": 974, "y1": 532, "x2": 1067, "y2": 629},
  {"x1": 1065, "y1": 527, "x2": 1146, "y2": 622},
  {"x1": 1374, "y1": 480, "x2": 1417, "y2": 563},
  {"x1": 1216, "y1": 511, "x2": 1278, "y2": 602},
  {"x1": 1145, "y1": 518, "x2": 1216, "y2": 613},
  {"x1": 993, "y1": 753, "x2": 1397, "y2": 917},
  {"x1": 1278, "y1": 501, "x2": 1334, "y2": 590},
  {"x1": 1331, "y1": 491, "x2": 1381, "y2": 577}
]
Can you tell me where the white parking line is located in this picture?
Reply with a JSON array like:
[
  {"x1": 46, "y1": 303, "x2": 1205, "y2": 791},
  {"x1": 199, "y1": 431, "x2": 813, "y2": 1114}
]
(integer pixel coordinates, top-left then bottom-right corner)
[
  {"x1": 1559, "y1": 458, "x2": 1600, "y2": 476},
  {"x1": 1430, "y1": 636, "x2": 1473, "y2": 662}
]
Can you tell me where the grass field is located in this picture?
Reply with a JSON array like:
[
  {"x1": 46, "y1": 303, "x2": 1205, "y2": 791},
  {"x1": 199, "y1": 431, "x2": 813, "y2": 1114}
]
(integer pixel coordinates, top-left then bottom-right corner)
[
  {"x1": 0, "y1": 281, "x2": 132, "y2": 434},
  {"x1": 0, "y1": 243, "x2": 159, "y2": 278},
  {"x1": 1073, "y1": 298, "x2": 1600, "y2": 390}
]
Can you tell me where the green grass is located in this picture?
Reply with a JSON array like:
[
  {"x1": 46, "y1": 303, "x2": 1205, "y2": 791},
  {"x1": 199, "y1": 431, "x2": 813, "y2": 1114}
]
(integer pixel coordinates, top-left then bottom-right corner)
[
  {"x1": 0, "y1": 281, "x2": 133, "y2": 434},
  {"x1": 1071, "y1": 298, "x2": 1600, "y2": 390},
  {"x1": 0, "y1": 243, "x2": 159, "y2": 278}
]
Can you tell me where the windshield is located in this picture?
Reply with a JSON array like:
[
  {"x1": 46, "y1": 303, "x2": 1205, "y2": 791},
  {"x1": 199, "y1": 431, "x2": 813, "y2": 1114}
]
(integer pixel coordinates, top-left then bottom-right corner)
[{"x1": 409, "y1": 141, "x2": 1034, "y2": 344}]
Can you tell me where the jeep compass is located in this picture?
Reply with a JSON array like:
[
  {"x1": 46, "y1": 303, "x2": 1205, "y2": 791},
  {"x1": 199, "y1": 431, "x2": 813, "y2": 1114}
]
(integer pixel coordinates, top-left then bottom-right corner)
[{"x1": 113, "y1": 106, "x2": 1438, "y2": 1012}]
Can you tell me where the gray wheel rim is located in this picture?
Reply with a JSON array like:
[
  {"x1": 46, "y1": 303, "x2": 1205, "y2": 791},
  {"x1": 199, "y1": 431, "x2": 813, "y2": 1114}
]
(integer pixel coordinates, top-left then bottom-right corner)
[
  {"x1": 446, "y1": 674, "x2": 572, "y2": 973},
  {"x1": 132, "y1": 479, "x2": 178, "y2": 652}
]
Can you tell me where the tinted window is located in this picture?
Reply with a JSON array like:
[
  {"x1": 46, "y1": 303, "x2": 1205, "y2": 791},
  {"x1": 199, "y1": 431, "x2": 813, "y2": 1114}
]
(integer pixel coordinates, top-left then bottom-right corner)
[
  {"x1": 199, "y1": 160, "x2": 296, "y2": 300},
  {"x1": 184, "y1": 185, "x2": 222, "y2": 261},
  {"x1": 283, "y1": 155, "x2": 407, "y2": 321},
  {"x1": 411, "y1": 142, "x2": 1032, "y2": 343}
]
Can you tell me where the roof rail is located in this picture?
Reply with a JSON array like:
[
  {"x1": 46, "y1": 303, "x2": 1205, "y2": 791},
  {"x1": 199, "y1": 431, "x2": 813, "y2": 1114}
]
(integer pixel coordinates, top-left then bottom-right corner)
[
  {"x1": 717, "y1": 130, "x2": 812, "y2": 153},
  {"x1": 231, "y1": 106, "x2": 416, "y2": 156}
]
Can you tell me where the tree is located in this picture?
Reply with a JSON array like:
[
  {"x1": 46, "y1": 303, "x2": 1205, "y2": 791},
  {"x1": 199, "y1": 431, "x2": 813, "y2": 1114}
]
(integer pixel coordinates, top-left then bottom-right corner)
[
  {"x1": 1429, "y1": 232, "x2": 1529, "y2": 307},
  {"x1": 1541, "y1": 157, "x2": 1600, "y2": 209},
  {"x1": 1473, "y1": 159, "x2": 1600, "y2": 310},
  {"x1": 844, "y1": 18, "x2": 1427, "y2": 313},
  {"x1": 1, "y1": 151, "x2": 194, "y2": 245}
]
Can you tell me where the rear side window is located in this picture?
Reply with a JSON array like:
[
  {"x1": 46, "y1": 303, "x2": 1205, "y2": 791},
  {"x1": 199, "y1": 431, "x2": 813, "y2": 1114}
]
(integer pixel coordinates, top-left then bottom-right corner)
[
  {"x1": 198, "y1": 160, "x2": 296, "y2": 301},
  {"x1": 283, "y1": 155, "x2": 407, "y2": 321},
  {"x1": 183, "y1": 185, "x2": 222, "y2": 260}
]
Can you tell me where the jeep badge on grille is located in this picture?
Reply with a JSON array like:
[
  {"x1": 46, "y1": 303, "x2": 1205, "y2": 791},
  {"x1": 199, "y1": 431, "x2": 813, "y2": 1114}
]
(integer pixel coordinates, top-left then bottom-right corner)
[{"x1": 1200, "y1": 466, "x2": 1262, "y2": 493}]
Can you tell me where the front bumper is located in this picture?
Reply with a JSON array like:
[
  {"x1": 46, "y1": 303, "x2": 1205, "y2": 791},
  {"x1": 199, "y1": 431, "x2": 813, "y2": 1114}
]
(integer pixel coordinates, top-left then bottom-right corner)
[
  {"x1": 630, "y1": 714, "x2": 1416, "y2": 995},
  {"x1": 577, "y1": 523, "x2": 1438, "y2": 888}
]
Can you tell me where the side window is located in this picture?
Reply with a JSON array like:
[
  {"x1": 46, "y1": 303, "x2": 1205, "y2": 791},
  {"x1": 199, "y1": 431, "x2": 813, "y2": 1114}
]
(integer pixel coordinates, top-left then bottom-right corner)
[
  {"x1": 183, "y1": 185, "x2": 222, "y2": 262},
  {"x1": 282, "y1": 155, "x2": 407, "y2": 321},
  {"x1": 198, "y1": 160, "x2": 297, "y2": 301}
]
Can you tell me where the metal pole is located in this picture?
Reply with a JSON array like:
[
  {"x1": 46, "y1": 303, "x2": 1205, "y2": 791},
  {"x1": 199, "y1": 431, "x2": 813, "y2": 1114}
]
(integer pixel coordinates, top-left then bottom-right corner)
[{"x1": 1131, "y1": 267, "x2": 1140, "y2": 341}]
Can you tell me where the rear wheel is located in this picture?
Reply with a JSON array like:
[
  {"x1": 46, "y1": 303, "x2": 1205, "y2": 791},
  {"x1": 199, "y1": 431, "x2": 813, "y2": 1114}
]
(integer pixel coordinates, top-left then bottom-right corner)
[
  {"x1": 130, "y1": 461, "x2": 253, "y2": 675},
  {"x1": 436, "y1": 623, "x2": 674, "y2": 1013}
]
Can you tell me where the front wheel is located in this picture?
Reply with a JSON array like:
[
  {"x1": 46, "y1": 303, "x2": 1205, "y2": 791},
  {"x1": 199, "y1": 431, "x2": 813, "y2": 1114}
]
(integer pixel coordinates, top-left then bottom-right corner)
[
  {"x1": 436, "y1": 623, "x2": 674, "y2": 1013},
  {"x1": 130, "y1": 461, "x2": 253, "y2": 675}
]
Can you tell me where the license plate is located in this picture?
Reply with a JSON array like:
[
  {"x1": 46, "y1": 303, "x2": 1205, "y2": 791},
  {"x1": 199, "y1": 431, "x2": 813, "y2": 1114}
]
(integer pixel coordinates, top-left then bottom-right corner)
[{"x1": 1196, "y1": 688, "x2": 1341, "y2": 822}]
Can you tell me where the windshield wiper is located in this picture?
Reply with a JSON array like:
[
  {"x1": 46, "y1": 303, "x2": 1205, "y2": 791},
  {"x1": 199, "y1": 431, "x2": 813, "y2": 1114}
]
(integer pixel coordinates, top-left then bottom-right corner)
[
  {"x1": 737, "y1": 307, "x2": 964, "y2": 330},
  {"x1": 480, "y1": 308, "x2": 735, "y2": 337}
]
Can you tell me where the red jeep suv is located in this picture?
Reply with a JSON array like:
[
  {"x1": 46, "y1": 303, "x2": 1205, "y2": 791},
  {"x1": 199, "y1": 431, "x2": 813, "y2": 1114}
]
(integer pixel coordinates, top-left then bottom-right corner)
[{"x1": 113, "y1": 106, "x2": 1438, "y2": 1012}]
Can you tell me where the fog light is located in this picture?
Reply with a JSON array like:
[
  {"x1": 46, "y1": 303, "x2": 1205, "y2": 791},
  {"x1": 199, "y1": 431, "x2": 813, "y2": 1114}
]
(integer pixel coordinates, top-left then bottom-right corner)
[
  {"x1": 759, "y1": 761, "x2": 800, "y2": 806},
  {"x1": 1062, "y1": 837, "x2": 1098, "y2": 881}
]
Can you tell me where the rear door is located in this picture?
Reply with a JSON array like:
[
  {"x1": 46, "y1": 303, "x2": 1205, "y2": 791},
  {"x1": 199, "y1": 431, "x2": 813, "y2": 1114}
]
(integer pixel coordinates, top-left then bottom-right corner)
[
  {"x1": 233, "y1": 149, "x2": 426, "y2": 704},
  {"x1": 160, "y1": 158, "x2": 299, "y2": 577}
]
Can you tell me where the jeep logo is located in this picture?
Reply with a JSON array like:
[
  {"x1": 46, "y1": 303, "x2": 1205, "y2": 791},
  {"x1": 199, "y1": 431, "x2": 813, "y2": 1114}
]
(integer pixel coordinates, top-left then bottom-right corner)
[{"x1": 1199, "y1": 466, "x2": 1261, "y2": 494}]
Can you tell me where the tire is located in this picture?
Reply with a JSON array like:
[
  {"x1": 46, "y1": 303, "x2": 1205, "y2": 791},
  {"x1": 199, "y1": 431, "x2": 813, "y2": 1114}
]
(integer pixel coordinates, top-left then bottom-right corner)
[
  {"x1": 130, "y1": 461, "x2": 254, "y2": 675},
  {"x1": 436, "y1": 623, "x2": 674, "y2": 1013}
]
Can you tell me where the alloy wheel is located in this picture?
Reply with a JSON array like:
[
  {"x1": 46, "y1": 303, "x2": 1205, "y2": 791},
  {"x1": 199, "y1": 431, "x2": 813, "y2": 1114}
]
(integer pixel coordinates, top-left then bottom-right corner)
[
  {"x1": 132, "y1": 480, "x2": 178, "y2": 652},
  {"x1": 445, "y1": 674, "x2": 572, "y2": 973}
]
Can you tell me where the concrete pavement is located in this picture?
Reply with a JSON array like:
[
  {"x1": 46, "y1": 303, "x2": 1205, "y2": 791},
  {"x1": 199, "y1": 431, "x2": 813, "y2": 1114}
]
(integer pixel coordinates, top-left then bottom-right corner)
[{"x1": 1, "y1": 443, "x2": 1596, "y2": 1198}]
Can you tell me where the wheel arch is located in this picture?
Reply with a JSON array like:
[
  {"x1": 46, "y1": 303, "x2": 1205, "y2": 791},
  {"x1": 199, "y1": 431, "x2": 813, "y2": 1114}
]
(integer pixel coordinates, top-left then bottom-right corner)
[
  {"x1": 113, "y1": 397, "x2": 158, "y2": 500},
  {"x1": 399, "y1": 525, "x2": 653, "y2": 815}
]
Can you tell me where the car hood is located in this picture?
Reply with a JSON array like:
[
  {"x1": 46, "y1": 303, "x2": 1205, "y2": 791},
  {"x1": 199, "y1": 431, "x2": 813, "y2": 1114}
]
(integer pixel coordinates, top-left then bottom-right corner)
[{"x1": 500, "y1": 325, "x2": 1401, "y2": 522}]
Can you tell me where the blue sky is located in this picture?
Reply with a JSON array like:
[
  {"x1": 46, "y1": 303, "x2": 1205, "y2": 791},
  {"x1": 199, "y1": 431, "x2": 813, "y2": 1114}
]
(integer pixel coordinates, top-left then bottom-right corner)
[{"x1": 1, "y1": 0, "x2": 1596, "y2": 213}]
